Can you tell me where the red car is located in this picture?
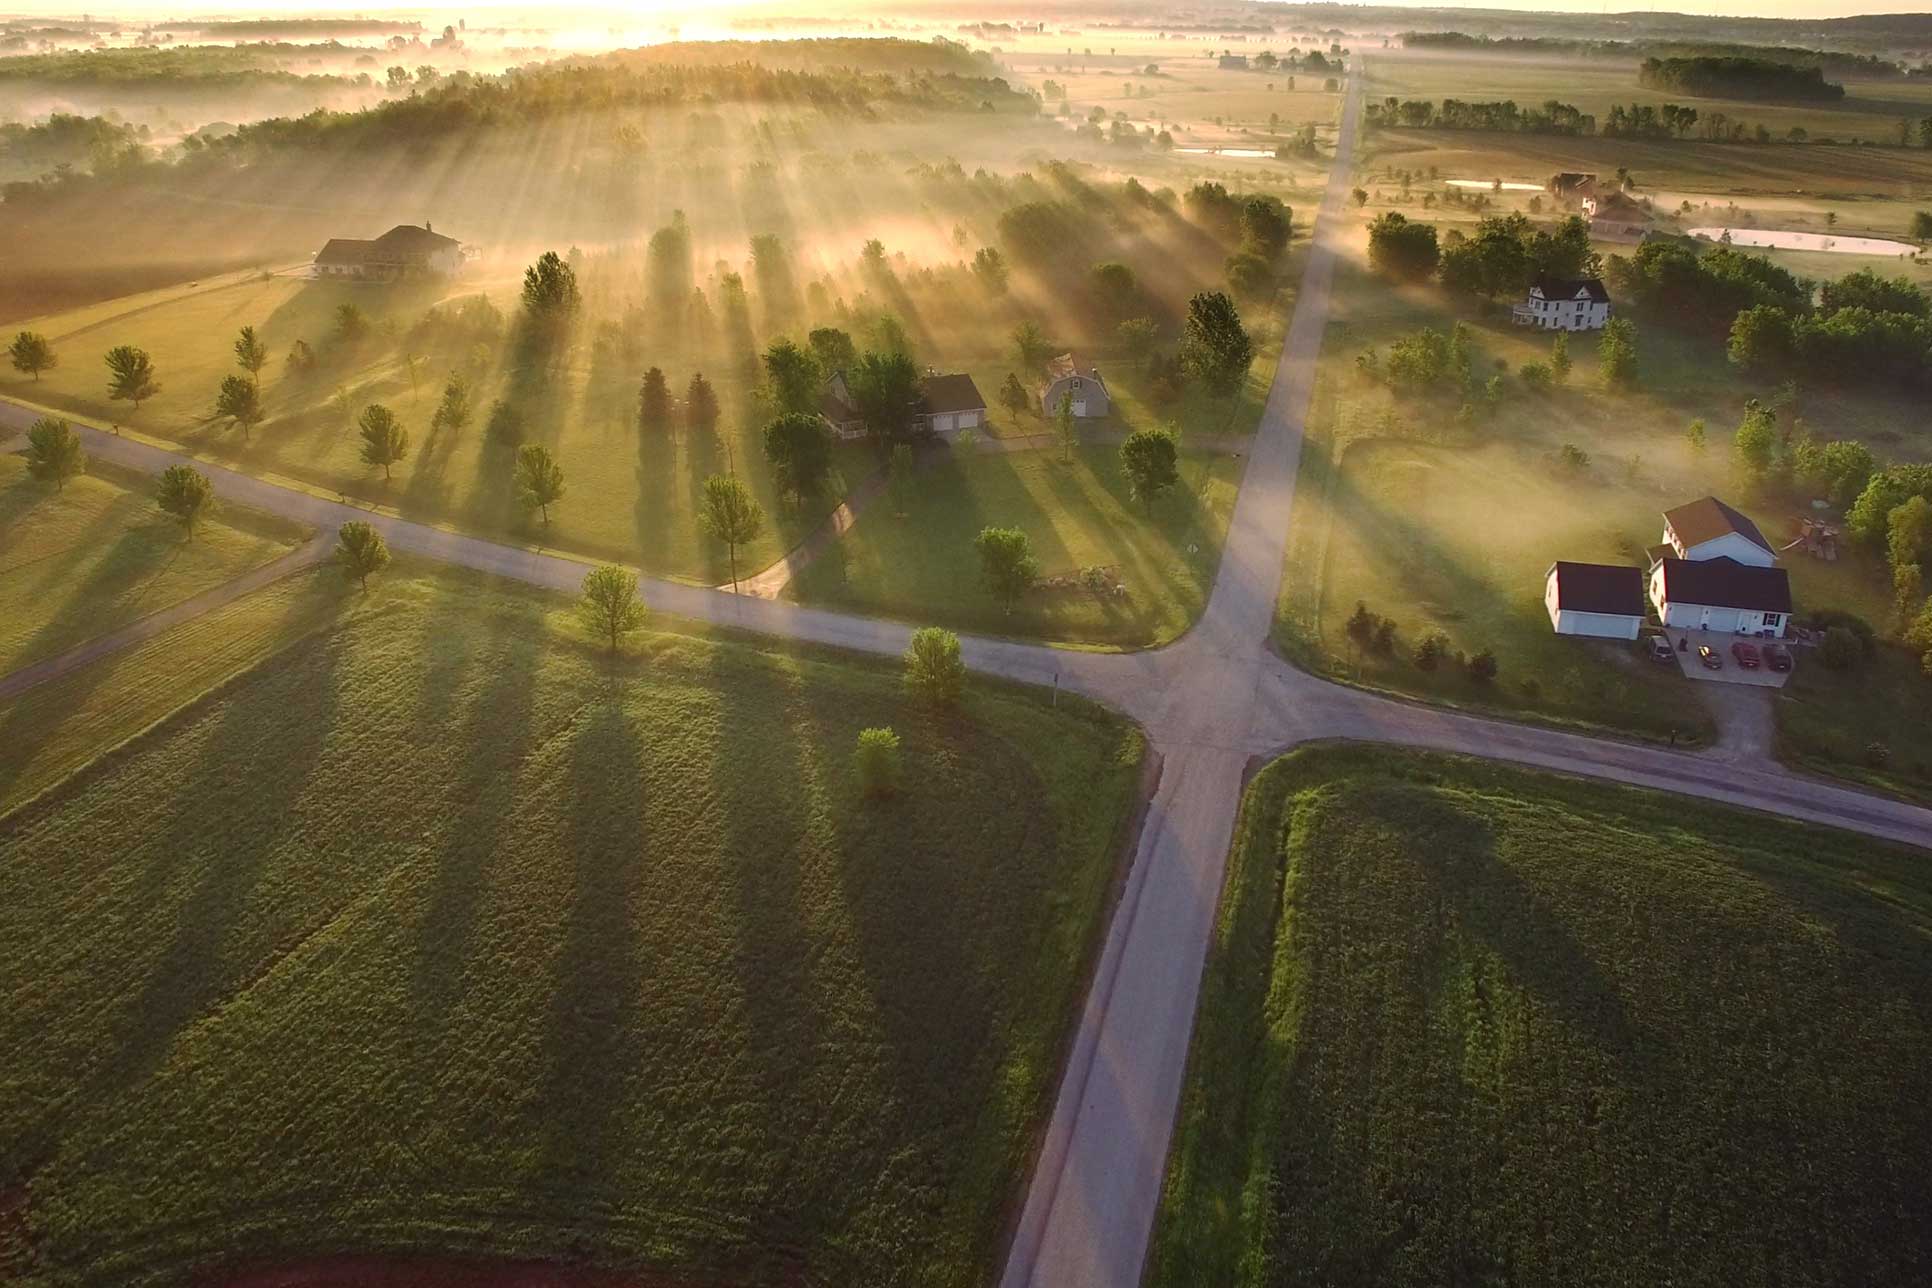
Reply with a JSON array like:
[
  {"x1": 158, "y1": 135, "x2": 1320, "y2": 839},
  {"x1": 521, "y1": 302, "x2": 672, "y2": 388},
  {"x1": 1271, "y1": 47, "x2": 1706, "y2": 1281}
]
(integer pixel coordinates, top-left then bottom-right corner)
[{"x1": 1731, "y1": 641, "x2": 1762, "y2": 669}]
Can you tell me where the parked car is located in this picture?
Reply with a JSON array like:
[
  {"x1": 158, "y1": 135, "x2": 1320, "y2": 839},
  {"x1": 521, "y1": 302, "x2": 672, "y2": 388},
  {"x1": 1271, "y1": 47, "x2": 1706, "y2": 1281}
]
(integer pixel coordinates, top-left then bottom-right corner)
[
  {"x1": 1765, "y1": 642, "x2": 1793, "y2": 672},
  {"x1": 1732, "y1": 641, "x2": 1762, "y2": 669},
  {"x1": 1645, "y1": 635, "x2": 1675, "y2": 663},
  {"x1": 1697, "y1": 644, "x2": 1723, "y2": 670}
]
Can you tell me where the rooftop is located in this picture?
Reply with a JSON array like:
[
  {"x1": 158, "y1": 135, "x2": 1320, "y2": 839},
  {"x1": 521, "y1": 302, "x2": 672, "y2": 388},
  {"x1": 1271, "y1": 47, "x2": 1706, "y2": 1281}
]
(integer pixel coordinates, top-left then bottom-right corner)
[
  {"x1": 1654, "y1": 556, "x2": 1792, "y2": 614},
  {"x1": 1664, "y1": 496, "x2": 1774, "y2": 556},
  {"x1": 1531, "y1": 275, "x2": 1610, "y2": 304},
  {"x1": 1548, "y1": 561, "x2": 1645, "y2": 617},
  {"x1": 922, "y1": 372, "x2": 985, "y2": 415}
]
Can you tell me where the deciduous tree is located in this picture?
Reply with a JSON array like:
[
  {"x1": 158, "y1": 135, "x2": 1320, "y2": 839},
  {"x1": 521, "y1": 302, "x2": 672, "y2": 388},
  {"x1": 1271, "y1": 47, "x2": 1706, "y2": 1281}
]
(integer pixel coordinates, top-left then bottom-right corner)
[
  {"x1": 578, "y1": 564, "x2": 647, "y2": 651},
  {"x1": 214, "y1": 373, "x2": 265, "y2": 439},
  {"x1": 762, "y1": 339, "x2": 823, "y2": 416},
  {"x1": 1053, "y1": 391, "x2": 1077, "y2": 462},
  {"x1": 849, "y1": 349, "x2": 924, "y2": 445},
  {"x1": 515, "y1": 443, "x2": 565, "y2": 524},
  {"x1": 1011, "y1": 319, "x2": 1053, "y2": 371},
  {"x1": 234, "y1": 325, "x2": 268, "y2": 377},
  {"x1": 156, "y1": 463, "x2": 213, "y2": 539},
  {"x1": 9, "y1": 331, "x2": 55, "y2": 380},
  {"x1": 1596, "y1": 317, "x2": 1638, "y2": 391},
  {"x1": 699, "y1": 474, "x2": 764, "y2": 592},
  {"x1": 25, "y1": 417, "x2": 84, "y2": 490},
  {"x1": 763, "y1": 411, "x2": 834, "y2": 503},
  {"x1": 431, "y1": 373, "x2": 472, "y2": 435},
  {"x1": 904, "y1": 626, "x2": 965, "y2": 705},
  {"x1": 357, "y1": 404, "x2": 409, "y2": 480},
  {"x1": 1731, "y1": 400, "x2": 1778, "y2": 487},
  {"x1": 334, "y1": 520, "x2": 390, "y2": 592},
  {"x1": 854, "y1": 727, "x2": 902, "y2": 799},
  {"x1": 1121, "y1": 427, "x2": 1180, "y2": 508},
  {"x1": 105, "y1": 344, "x2": 159, "y2": 410},
  {"x1": 975, "y1": 525, "x2": 1039, "y2": 614}
]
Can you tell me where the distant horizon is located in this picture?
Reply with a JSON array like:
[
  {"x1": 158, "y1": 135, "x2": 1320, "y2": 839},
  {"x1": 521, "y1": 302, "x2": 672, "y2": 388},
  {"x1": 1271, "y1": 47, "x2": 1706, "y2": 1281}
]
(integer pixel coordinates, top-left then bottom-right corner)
[{"x1": 8, "y1": 1, "x2": 1932, "y2": 26}]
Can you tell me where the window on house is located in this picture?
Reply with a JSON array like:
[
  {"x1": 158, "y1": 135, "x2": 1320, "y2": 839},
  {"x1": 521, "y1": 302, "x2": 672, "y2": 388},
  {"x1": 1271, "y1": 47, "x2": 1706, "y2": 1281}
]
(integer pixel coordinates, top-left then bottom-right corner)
[{"x1": 1762, "y1": 613, "x2": 1782, "y2": 629}]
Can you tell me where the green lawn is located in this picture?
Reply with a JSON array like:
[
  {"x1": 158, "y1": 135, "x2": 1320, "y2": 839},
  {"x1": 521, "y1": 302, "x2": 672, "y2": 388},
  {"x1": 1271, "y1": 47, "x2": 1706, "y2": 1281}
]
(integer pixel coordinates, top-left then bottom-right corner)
[
  {"x1": 0, "y1": 452, "x2": 302, "y2": 677},
  {"x1": 1275, "y1": 253, "x2": 1922, "y2": 747},
  {"x1": 0, "y1": 566, "x2": 1143, "y2": 1287},
  {"x1": 791, "y1": 443, "x2": 1242, "y2": 648},
  {"x1": 3, "y1": 273, "x2": 866, "y2": 584},
  {"x1": 1776, "y1": 642, "x2": 1932, "y2": 803},
  {"x1": 1150, "y1": 744, "x2": 1932, "y2": 1288}
]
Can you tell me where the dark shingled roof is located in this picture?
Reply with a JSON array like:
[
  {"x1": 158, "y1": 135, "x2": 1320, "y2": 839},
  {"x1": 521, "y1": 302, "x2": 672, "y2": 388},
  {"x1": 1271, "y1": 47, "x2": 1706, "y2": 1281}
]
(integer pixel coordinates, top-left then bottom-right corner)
[
  {"x1": 921, "y1": 372, "x2": 985, "y2": 415},
  {"x1": 316, "y1": 238, "x2": 377, "y2": 265},
  {"x1": 1654, "y1": 556, "x2": 1792, "y2": 614},
  {"x1": 372, "y1": 223, "x2": 460, "y2": 253},
  {"x1": 1664, "y1": 496, "x2": 1773, "y2": 556},
  {"x1": 1532, "y1": 275, "x2": 1610, "y2": 304},
  {"x1": 1548, "y1": 561, "x2": 1646, "y2": 617}
]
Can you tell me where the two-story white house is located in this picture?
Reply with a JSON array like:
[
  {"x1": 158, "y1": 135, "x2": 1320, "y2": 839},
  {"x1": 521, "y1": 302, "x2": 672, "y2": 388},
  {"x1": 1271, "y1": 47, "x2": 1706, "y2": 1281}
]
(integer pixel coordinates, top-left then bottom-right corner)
[
  {"x1": 1646, "y1": 496, "x2": 1792, "y2": 637},
  {"x1": 1511, "y1": 275, "x2": 1612, "y2": 332}
]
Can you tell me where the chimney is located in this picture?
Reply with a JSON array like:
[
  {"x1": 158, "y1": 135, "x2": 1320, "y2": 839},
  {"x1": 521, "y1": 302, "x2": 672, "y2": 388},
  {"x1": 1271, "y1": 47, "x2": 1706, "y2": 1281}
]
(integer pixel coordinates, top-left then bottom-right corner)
[{"x1": 425, "y1": 220, "x2": 432, "y2": 233}]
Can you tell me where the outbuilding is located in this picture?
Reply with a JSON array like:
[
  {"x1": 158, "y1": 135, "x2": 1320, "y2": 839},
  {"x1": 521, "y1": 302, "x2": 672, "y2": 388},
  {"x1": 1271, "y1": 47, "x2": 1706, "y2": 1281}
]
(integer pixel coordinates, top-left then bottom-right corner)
[
  {"x1": 1039, "y1": 353, "x2": 1111, "y2": 419},
  {"x1": 1544, "y1": 561, "x2": 1646, "y2": 639},
  {"x1": 920, "y1": 372, "x2": 986, "y2": 435}
]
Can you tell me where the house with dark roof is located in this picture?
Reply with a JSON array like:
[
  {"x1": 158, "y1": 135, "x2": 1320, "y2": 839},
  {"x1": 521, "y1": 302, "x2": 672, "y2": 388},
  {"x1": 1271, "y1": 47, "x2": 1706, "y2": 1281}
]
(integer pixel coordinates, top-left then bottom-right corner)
[
  {"x1": 817, "y1": 368, "x2": 985, "y2": 439},
  {"x1": 314, "y1": 223, "x2": 464, "y2": 281},
  {"x1": 1511, "y1": 276, "x2": 1611, "y2": 331},
  {"x1": 1039, "y1": 353, "x2": 1110, "y2": 419},
  {"x1": 1544, "y1": 561, "x2": 1646, "y2": 639},
  {"x1": 1658, "y1": 496, "x2": 1777, "y2": 568},
  {"x1": 1547, "y1": 171, "x2": 1597, "y2": 201},
  {"x1": 1586, "y1": 190, "x2": 1653, "y2": 244},
  {"x1": 1649, "y1": 556, "x2": 1792, "y2": 638}
]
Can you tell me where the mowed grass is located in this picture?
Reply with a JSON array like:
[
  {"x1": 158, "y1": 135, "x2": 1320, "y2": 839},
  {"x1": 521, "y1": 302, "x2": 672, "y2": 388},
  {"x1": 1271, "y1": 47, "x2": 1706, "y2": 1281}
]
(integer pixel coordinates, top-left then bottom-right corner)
[
  {"x1": 1149, "y1": 745, "x2": 1932, "y2": 1288},
  {"x1": 791, "y1": 443, "x2": 1241, "y2": 648},
  {"x1": 1776, "y1": 644, "x2": 1932, "y2": 802},
  {"x1": 3, "y1": 272, "x2": 864, "y2": 584},
  {"x1": 0, "y1": 452, "x2": 302, "y2": 676},
  {"x1": 0, "y1": 567, "x2": 1144, "y2": 1286}
]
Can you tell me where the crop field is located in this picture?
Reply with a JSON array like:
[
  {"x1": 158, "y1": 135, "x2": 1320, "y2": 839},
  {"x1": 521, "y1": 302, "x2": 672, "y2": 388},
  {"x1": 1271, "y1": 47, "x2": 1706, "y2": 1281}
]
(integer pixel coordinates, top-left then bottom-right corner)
[
  {"x1": 0, "y1": 567, "x2": 1144, "y2": 1286},
  {"x1": 1276, "y1": 251, "x2": 1915, "y2": 747},
  {"x1": 0, "y1": 451, "x2": 301, "y2": 676},
  {"x1": 793, "y1": 442, "x2": 1240, "y2": 648},
  {"x1": 1149, "y1": 745, "x2": 1932, "y2": 1288},
  {"x1": 1368, "y1": 49, "x2": 1932, "y2": 145}
]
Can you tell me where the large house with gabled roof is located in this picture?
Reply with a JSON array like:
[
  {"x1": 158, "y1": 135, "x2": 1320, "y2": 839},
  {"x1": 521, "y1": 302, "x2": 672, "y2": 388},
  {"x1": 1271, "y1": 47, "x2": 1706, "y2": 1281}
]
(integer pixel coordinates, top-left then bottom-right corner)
[
  {"x1": 1511, "y1": 275, "x2": 1611, "y2": 331},
  {"x1": 314, "y1": 223, "x2": 464, "y2": 281}
]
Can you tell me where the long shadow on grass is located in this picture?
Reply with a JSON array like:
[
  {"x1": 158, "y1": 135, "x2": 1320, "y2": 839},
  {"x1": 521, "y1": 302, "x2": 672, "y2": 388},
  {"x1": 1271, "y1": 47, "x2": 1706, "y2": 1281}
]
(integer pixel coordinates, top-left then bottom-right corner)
[
  {"x1": 536, "y1": 693, "x2": 647, "y2": 1195},
  {"x1": 106, "y1": 603, "x2": 348, "y2": 1092},
  {"x1": 408, "y1": 587, "x2": 545, "y2": 1014}
]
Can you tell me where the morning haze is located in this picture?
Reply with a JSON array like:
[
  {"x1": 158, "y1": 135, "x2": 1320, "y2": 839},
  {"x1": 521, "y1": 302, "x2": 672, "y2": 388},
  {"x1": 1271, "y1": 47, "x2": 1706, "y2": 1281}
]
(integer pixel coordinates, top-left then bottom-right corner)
[{"x1": 2, "y1": 3, "x2": 1929, "y2": 1287}]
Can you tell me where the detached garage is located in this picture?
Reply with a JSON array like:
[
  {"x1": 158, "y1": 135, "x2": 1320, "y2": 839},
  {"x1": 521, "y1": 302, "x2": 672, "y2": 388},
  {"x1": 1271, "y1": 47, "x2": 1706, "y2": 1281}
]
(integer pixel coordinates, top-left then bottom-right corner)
[
  {"x1": 919, "y1": 373, "x2": 986, "y2": 436},
  {"x1": 1545, "y1": 561, "x2": 1646, "y2": 639}
]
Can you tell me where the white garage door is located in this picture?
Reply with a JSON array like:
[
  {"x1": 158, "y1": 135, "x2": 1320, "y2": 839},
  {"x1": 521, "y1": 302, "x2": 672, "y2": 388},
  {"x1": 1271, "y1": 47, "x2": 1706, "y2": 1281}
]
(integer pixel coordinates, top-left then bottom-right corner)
[
  {"x1": 932, "y1": 413, "x2": 955, "y2": 433},
  {"x1": 1698, "y1": 606, "x2": 1744, "y2": 633},
  {"x1": 1072, "y1": 400, "x2": 1087, "y2": 417},
  {"x1": 958, "y1": 409, "x2": 980, "y2": 429}
]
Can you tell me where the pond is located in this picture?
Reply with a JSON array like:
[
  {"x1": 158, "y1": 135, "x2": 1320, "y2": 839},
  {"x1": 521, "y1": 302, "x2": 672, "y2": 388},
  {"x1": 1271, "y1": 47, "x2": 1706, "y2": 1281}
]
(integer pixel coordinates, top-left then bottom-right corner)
[
  {"x1": 1687, "y1": 227, "x2": 1919, "y2": 256},
  {"x1": 1446, "y1": 179, "x2": 1543, "y2": 191},
  {"x1": 1178, "y1": 147, "x2": 1277, "y2": 158}
]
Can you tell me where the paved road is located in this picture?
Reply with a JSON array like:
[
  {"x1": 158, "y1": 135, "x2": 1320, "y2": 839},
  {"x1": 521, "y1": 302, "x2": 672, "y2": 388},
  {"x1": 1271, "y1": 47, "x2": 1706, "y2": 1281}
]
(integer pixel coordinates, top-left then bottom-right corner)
[{"x1": 4, "y1": 64, "x2": 1928, "y2": 1288}]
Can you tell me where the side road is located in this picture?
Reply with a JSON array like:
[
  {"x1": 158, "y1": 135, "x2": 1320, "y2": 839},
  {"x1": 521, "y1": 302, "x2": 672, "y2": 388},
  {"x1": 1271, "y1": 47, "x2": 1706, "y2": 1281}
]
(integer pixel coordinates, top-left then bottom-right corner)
[{"x1": 2, "y1": 63, "x2": 1926, "y2": 1288}]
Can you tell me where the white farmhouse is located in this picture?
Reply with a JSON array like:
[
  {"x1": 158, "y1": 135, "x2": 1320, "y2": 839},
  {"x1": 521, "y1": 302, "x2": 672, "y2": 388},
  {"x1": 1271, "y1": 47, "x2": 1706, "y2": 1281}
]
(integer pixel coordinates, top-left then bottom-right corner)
[
  {"x1": 1649, "y1": 558, "x2": 1791, "y2": 637},
  {"x1": 1511, "y1": 275, "x2": 1611, "y2": 332},
  {"x1": 1655, "y1": 496, "x2": 1777, "y2": 568},
  {"x1": 1645, "y1": 496, "x2": 1791, "y2": 637},
  {"x1": 1544, "y1": 561, "x2": 1646, "y2": 639}
]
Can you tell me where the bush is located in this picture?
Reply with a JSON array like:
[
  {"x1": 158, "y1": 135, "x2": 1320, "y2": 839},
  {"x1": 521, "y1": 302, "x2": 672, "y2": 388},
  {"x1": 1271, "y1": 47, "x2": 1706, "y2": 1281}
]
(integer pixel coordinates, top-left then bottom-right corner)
[
  {"x1": 1519, "y1": 362, "x2": 1553, "y2": 391},
  {"x1": 1865, "y1": 740, "x2": 1892, "y2": 769},
  {"x1": 1806, "y1": 609, "x2": 1877, "y2": 660},
  {"x1": 903, "y1": 626, "x2": 965, "y2": 706},
  {"x1": 1820, "y1": 626, "x2": 1864, "y2": 672},
  {"x1": 1413, "y1": 632, "x2": 1450, "y2": 672},
  {"x1": 1466, "y1": 650, "x2": 1499, "y2": 683},
  {"x1": 854, "y1": 727, "x2": 902, "y2": 799}
]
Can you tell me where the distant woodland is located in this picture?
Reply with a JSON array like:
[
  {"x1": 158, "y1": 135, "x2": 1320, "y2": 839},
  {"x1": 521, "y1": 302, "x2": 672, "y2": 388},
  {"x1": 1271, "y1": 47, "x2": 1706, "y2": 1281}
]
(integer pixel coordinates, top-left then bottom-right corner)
[{"x1": 1638, "y1": 56, "x2": 1847, "y2": 102}]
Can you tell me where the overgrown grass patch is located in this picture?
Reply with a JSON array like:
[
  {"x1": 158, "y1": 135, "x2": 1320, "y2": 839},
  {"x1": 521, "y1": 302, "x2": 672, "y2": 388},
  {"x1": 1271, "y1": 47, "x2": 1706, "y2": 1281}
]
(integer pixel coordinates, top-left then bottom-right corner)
[
  {"x1": 1150, "y1": 744, "x2": 1932, "y2": 1288},
  {"x1": 0, "y1": 568, "x2": 1144, "y2": 1287}
]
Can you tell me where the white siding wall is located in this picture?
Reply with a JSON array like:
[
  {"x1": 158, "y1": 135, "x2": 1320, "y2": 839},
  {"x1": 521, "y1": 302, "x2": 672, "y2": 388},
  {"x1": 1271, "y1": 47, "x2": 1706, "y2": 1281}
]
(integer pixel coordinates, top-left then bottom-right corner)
[
  {"x1": 1680, "y1": 532, "x2": 1776, "y2": 568},
  {"x1": 1554, "y1": 609, "x2": 1642, "y2": 639}
]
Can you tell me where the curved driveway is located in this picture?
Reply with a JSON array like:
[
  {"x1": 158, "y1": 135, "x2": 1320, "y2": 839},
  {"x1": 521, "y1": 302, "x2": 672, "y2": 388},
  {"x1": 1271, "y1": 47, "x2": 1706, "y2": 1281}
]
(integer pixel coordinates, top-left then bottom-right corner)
[{"x1": 3, "y1": 66, "x2": 1927, "y2": 1288}]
